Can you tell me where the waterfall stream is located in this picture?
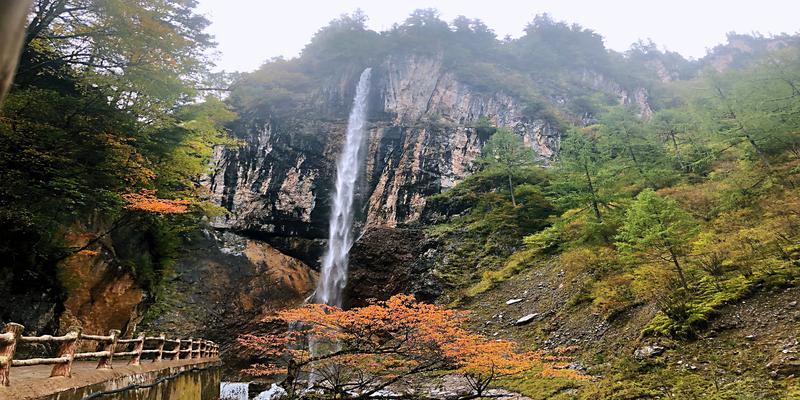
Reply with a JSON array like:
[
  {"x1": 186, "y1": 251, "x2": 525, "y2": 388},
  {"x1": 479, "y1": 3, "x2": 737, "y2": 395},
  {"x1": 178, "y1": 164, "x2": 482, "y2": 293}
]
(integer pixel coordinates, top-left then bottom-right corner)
[
  {"x1": 315, "y1": 67, "x2": 372, "y2": 307},
  {"x1": 220, "y1": 382, "x2": 249, "y2": 400}
]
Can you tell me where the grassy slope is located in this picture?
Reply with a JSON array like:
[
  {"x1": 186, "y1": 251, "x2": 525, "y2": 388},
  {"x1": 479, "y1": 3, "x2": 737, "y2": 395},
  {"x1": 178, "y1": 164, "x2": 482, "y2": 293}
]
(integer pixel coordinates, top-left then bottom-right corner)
[
  {"x1": 460, "y1": 259, "x2": 799, "y2": 399},
  {"x1": 430, "y1": 158, "x2": 800, "y2": 399}
]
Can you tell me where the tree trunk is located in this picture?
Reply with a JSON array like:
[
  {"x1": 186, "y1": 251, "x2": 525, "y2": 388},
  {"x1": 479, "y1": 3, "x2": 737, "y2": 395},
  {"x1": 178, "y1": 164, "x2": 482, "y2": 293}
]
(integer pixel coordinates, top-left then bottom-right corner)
[
  {"x1": 282, "y1": 359, "x2": 300, "y2": 399},
  {"x1": 0, "y1": 0, "x2": 32, "y2": 107},
  {"x1": 507, "y1": 166, "x2": 516, "y2": 206},
  {"x1": 669, "y1": 250, "x2": 689, "y2": 291},
  {"x1": 669, "y1": 131, "x2": 686, "y2": 171},
  {"x1": 583, "y1": 162, "x2": 602, "y2": 221}
]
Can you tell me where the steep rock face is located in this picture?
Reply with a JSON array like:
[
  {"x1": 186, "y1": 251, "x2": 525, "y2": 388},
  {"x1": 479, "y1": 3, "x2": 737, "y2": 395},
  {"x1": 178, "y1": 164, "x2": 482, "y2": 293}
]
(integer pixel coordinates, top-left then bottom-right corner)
[
  {"x1": 579, "y1": 69, "x2": 654, "y2": 119},
  {"x1": 145, "y1": 230, "x2": 316, "y2": 333},
  {"x1": 343, "y1": 227, "x2": 441, "y2": 308},
  {"x1": 142, "y1": 230, "x2": 317, "y2": 376},
  {"x1": 205, "y1": 55, "x2": 563, "y2": 265},
  {"x1": 0, "y1": 217, "x2": 156, "y2": 340},
  {"x1": 58, "y1": 252, "x2": 145, "y2": 339}
]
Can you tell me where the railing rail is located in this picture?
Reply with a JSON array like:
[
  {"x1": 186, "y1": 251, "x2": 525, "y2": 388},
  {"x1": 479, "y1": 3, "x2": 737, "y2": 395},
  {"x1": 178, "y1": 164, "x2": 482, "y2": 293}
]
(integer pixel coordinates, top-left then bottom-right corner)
[{"x1": 0, "y1": 322, "x2": 219, "y2": 387}]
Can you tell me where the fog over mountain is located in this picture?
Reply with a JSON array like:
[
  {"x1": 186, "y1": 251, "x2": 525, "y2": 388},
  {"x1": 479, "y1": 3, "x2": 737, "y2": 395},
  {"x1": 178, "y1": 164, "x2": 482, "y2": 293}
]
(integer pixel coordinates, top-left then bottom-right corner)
[{"x1": 197, "y1": 0, "x2": 800, "y2": 71}]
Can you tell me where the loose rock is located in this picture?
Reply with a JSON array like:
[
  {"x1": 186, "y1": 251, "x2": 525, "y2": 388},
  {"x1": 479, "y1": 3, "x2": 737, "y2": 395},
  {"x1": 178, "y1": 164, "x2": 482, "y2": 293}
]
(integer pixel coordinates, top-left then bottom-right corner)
[
  {"x1": 634, "y1": 345, "x2": 665, "y2": 359},
  {"x1": 515, "y1": 313, "x2": 539, "y2": 325}
]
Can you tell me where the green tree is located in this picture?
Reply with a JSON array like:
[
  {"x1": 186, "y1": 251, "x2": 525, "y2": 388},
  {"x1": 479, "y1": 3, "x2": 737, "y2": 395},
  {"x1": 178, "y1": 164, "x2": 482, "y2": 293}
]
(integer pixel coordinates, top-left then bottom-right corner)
[
  {"x1": 556, "y1": 126, "x2": 608, "y2": 221},
  {"x1": 18, "y1": 0, "x2": 213, "y2": 120},
  {"x1": 649, "y1": 109, "x2": 695, "y2": 172},
  {"x1": 480, "y1": 128, "x2": 537, "y2": 206},
  {"x1": 616, "y1": 189, "x2": 699, "y2": 291},
  {"x1": 0, "y1": 0, "x2": 228, "y2": 298},
  {"x1": 696, "y1": 51, "x2": 800, "y2": 185},
  {"x1": 299, "y1": 10, "x2": 382, "y2": 73},
  {"x1": 600, "y1": 106, "x2": 677, "y2": 188},
  {"x1": 514, "y1": 13, "x2": 610, "y2": 75}
]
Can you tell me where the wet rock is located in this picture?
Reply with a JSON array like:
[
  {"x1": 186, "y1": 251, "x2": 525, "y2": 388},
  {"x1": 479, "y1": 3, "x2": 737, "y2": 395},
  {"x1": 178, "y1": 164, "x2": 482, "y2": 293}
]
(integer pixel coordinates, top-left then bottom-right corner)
[
  {"x1": 143, "y1": 230, "x2": 317, "y2": 377},
  {"x1": 345, "y1": 228, "x2": 442, "y2": 307}
]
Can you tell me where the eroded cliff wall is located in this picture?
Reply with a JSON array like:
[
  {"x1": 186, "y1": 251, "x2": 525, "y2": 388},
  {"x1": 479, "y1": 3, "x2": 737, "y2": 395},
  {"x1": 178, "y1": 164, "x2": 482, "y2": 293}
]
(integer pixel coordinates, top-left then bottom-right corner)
[{"x1": 204, "y1": 55, "x2": 567, "y2": 265}]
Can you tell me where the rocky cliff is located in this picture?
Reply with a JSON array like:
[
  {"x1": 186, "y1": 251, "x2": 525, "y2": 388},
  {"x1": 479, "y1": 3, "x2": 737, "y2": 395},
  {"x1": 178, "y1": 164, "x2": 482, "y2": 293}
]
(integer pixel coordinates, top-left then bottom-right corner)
[
  {"x1": 203, "y1": 55, "x2": 648, "y2": 273},
  {"x1": 141, "y1": 230, "x2": 317, "y2": 377},
  {"x1": 2, "y1": 216, "x2": 157, "y2": 342}
]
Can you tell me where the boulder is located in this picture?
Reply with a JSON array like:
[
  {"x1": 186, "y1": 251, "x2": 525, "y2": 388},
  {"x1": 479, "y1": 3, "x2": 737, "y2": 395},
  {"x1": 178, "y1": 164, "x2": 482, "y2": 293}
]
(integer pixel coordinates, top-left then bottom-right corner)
[
  {"x1": 634, "y1": 345, "x2": 665, "y2": 359},
  {"x1": 515, "y1": 313, "x2": 539, "y2": 326}
]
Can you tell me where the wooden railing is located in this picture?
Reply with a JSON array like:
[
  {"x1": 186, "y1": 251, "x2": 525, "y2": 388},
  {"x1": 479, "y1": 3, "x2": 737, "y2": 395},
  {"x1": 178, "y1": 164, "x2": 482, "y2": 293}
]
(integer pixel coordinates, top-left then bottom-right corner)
[{"x1": 0, "y1": 322, "x2": 219, "y2": 387}]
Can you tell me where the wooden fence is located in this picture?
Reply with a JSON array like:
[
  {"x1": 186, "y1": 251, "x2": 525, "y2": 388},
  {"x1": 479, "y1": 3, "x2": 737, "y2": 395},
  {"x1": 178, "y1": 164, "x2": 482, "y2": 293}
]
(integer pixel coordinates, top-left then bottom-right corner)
[{"x1": 0, "y1": 322, "x2": 219, "y2": 386}]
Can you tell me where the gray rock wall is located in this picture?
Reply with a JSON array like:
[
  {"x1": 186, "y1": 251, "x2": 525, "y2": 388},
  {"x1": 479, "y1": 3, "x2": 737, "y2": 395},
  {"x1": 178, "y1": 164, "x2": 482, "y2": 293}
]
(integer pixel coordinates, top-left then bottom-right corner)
[{"x1": 203, "y1": 55, "x2": 563, "y2": 265}]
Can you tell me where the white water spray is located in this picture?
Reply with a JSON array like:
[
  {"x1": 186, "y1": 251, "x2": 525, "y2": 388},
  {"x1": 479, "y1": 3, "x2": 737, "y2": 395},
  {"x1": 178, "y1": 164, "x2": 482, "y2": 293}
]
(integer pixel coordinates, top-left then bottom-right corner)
[
  {"x1": 315, "y1": 68, "x2": 372, "y2": 307},
  {"x1": 220, "y1": 382, "x2": 249, "y2": 400}
]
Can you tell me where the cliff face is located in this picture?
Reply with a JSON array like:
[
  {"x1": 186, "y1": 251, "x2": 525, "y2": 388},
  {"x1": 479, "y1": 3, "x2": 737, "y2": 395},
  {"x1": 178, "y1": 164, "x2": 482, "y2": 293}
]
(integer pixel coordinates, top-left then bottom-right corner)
[
  {"x1": 205, "y1": 54, "x2": 653, "y2": 274},
  {"x1": 141, "y1": 230, "x2": 316, "y2": 377},
  {"x1": 1, "y1": 217, "x2": 155, "y2": 339},
  {"x1": 204, "y1": 55, "x2": 566, "y2": 265}
]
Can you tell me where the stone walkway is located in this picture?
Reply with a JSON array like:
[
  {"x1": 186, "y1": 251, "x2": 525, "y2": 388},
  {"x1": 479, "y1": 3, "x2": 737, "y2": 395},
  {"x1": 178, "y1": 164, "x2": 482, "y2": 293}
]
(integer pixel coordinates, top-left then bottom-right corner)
[{"x1": 0, "y1": 358, "x2": 219, "y2": 400}]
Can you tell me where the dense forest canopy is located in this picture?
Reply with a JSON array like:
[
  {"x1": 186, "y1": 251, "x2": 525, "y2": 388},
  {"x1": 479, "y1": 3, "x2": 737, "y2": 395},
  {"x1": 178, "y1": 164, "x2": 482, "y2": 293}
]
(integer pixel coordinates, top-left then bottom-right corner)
[{"x1": 0, "y1": 0, "x2": 235, "y2": 303}]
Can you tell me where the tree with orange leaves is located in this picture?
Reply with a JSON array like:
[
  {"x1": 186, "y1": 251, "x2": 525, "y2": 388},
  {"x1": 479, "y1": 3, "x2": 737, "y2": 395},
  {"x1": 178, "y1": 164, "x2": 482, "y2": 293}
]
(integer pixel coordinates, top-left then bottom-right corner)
[
  {"x1": 122, "y1": 189, "x2": 191, "y2": 214},
  {"x1": 57, "y1": 189, "x2": 191, "y2": 262},
  {"x1": 238, "y1": 294, "x2": 583, "y2": 399}
]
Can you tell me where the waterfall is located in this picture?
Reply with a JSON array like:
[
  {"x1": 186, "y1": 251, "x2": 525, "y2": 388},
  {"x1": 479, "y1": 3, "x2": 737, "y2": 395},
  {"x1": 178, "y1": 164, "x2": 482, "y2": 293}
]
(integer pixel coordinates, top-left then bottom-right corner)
[
  {"x1": 315, "y1": 67, "x2": 372, "y2": 307},
  {"x1": 220, "y1": 382, "x2": 249, "y2": 400},
  {"x1": 254, "y1": 384, "x2": 288, "y2": 400}
]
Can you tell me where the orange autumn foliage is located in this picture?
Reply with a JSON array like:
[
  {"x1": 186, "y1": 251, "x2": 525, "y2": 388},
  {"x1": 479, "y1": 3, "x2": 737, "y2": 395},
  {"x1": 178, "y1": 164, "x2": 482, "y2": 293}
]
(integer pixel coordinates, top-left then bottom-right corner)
[
  {"x1": 122, "y1": 189, "x2": 190, "y2": 214},
  {"x1": 238, "y1": 294, "x2": 584, "y2": 398}
]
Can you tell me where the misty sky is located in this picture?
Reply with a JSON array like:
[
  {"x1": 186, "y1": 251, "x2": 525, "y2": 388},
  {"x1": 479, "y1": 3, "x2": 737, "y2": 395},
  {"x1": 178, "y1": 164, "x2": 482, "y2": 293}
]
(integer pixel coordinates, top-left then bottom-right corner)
[{"x1": 196, "y1": 0, "x2": 800, "y2": 72}]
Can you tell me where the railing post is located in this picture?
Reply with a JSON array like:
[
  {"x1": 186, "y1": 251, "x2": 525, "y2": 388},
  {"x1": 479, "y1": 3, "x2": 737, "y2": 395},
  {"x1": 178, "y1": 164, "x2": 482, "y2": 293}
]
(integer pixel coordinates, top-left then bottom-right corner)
[
  {"x1": 178, "y1": 338, "x2": 185, "y2": 360},
  {"x1": 180, "y1": 338, "x2": 192, "y2": 360},
  {"x1": 0, "y1": 323, "x2": 23, "y2": 387},
  {"x1": 170, "y1": 339, "x2": 180, "y2": 361},
  {"x1": 128, "y1": 333, "x2": 145, "y2": 366},
  {"x1": 50, "y1": 326, "x2": 81, "y2": 377},
  {"x1": 193, "y1": 338, "x2": 200, "y2": 359},
  {"x1": 201, "y1": 340, "x2": 207, "y2": 358},
  {"x1": 97, "y1": 329, "x2": 120, "y2": 369},
  {"x1": 153, "y1": 333, "x2": 165, "y2": 363}
]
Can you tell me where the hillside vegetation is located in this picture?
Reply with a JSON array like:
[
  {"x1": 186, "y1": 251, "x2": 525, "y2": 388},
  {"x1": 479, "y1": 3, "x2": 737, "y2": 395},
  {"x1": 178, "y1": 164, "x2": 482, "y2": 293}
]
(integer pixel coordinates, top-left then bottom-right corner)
[
  {"x1": 0, "y1": 0, "x2": 235, "y2": 326},
  {"x1": 413, "y1": 18, "x2": 800, "y2": 399}
]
